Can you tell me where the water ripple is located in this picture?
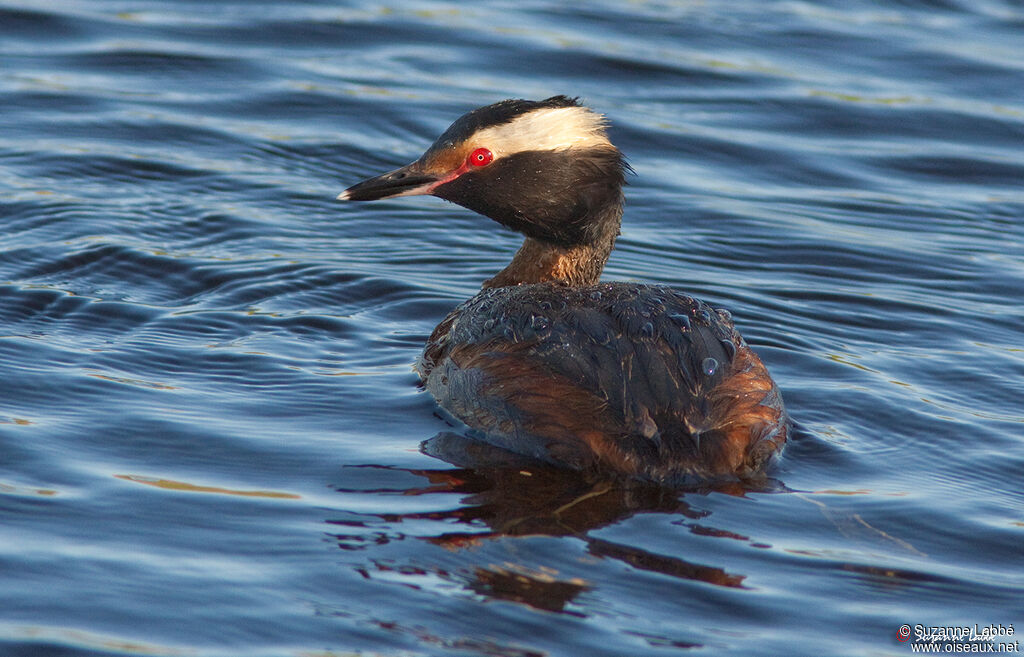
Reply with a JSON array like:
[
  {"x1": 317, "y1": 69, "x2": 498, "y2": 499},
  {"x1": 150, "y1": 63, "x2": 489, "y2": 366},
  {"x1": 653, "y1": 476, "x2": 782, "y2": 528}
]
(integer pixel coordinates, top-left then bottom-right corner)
[{"x1": 1, "y1": 1, "x2": 1022, "y2": 655}]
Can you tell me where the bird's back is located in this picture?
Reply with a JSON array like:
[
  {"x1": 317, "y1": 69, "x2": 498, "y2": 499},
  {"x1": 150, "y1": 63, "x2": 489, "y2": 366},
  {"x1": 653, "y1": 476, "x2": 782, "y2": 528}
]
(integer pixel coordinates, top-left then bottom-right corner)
[{"x1": 418, "y1": 282, "x2": 788, "y2": 484}]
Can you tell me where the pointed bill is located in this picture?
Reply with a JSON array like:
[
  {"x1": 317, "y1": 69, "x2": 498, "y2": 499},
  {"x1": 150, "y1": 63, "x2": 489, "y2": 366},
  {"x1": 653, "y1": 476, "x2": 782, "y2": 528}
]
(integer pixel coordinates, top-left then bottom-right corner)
[{"x1": 337, "y1": 160, "x2": 440, "y2": 201}]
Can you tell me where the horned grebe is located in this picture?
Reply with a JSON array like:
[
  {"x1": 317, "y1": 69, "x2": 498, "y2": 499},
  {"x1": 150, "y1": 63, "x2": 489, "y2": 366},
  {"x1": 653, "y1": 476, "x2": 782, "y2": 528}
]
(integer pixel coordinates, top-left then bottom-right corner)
[{"x1": 339, "y1": 96, "x2": 788, "y2": 484}]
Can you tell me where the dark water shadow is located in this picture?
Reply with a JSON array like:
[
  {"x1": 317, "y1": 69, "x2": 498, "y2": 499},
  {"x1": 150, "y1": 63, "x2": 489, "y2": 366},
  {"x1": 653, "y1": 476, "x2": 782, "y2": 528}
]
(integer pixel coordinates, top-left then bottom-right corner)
[{"x1": 329, "y1": 433, "x2": 790, "y2": 615}]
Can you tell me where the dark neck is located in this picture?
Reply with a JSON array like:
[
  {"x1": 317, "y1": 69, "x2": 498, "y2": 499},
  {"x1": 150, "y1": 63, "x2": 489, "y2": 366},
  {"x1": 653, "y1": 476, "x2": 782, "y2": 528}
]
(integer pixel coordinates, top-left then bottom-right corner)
[{"x1": 483, "y1": 200, "x2": 623, "y2": 288}]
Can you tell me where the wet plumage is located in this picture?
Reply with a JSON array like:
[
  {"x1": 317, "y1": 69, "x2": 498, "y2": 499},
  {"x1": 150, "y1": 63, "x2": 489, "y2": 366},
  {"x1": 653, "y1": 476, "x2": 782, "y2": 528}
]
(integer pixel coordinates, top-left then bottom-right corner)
[{"x1": 339, "y1": 96, "x2": 788, "y2": 484}]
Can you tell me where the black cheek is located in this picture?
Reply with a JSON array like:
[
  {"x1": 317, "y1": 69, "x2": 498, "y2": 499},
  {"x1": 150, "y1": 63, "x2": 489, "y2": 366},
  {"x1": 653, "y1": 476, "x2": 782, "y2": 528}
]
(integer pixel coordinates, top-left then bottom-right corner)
[
  {"x1": 433, "y1": 150, "x2": 624, "y2": 246},
  {"x1": 435, "y1": 168, "x2": 586, "y2": 245}
]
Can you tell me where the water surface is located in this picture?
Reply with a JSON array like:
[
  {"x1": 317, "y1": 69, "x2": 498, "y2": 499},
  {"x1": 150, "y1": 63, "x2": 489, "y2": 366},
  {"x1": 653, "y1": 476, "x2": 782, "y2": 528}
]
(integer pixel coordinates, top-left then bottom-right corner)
[{"x1": 1, "y1": 1, "x2": 1022, "y2": 656}]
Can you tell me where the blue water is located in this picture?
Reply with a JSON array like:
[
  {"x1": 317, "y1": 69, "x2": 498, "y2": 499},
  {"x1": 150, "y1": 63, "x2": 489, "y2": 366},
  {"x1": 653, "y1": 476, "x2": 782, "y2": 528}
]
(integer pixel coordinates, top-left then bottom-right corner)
[{"x1": 1, "y1": 1, "x2": 1022, "y2": 656}]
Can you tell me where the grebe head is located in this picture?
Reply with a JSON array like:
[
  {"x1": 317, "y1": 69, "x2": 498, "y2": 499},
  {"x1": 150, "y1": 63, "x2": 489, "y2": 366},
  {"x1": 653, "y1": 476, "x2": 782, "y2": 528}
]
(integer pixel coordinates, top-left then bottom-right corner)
[{"x1": 338, "y1": 96, "x2": 628, "y2": 247}]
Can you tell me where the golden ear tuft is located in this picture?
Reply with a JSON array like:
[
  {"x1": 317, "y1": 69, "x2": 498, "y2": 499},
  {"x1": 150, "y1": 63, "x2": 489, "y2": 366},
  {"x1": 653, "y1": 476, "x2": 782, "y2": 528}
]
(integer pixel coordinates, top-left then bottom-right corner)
[{"x1": 470, "y1": 106, "x2": 613, "y2": 160}]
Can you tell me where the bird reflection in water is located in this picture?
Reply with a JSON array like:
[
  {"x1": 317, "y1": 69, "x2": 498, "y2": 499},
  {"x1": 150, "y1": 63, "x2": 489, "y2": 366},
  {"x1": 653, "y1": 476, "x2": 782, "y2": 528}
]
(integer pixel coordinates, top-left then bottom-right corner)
[{"x1": 328, "y1": 433, "x2": 786, "y2": 616}]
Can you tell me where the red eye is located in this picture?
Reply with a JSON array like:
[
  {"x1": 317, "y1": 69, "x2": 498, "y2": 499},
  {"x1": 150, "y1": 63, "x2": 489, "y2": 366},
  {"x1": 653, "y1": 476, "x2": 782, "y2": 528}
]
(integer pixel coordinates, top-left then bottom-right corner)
[{"x1": 468, "y1": 147, "x2": 493, "y2": 167}]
